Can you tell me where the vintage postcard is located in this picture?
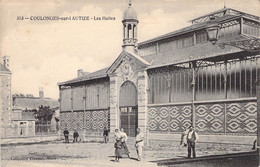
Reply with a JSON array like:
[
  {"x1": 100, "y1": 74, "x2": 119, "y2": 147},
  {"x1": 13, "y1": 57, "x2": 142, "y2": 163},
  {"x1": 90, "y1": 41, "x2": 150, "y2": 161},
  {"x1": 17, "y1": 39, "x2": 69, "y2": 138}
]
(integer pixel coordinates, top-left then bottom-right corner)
[{"x1": 0, "y1": 0, "x2": 259, "y2": 166}]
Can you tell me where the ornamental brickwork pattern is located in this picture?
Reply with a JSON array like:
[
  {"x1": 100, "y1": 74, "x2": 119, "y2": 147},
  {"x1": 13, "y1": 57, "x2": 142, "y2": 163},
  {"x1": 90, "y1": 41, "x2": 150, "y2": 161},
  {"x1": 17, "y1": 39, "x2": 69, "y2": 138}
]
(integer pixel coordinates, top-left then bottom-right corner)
[
  {"x1": 195, "y1": 104, "x2": 225, "y2": 134},
  {"x1": 226, "y1": 102, "x2": 257, "y2": 135},
  {"x1": 84, "y1": 110, "x2": 109, "y2": 131},
  {"x1": 148, "y1": 105, "x2": 192, "y2": 132},
  {"x1": 148, "y1": 101, "x2": 257, "y2": 136},
  {"x1": 60, "y1": 110, "x2": 110, "y2": 132}
]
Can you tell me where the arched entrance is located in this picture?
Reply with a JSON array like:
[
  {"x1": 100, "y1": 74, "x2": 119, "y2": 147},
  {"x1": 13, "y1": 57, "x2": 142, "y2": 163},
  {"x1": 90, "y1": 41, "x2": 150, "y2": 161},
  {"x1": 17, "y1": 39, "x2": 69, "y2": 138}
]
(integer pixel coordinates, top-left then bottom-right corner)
[{"x1": 119, "y1": 81, "x2": 138, "y2": 137}]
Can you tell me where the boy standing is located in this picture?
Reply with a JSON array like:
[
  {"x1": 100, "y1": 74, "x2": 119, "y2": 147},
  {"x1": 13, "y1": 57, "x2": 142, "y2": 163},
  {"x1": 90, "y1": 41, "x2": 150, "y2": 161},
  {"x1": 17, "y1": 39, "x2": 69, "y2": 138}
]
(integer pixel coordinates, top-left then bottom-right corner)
[{"x1": 135, "y1": 128, "x2": 144, "y2": 161}]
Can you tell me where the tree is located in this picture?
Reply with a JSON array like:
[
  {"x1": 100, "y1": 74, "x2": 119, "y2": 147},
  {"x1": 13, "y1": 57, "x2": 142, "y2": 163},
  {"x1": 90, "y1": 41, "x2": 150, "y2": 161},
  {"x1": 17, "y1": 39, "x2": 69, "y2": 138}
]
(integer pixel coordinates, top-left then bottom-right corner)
[{"x1": 35, "y1": 105, "x2": 54, "y2": 124}]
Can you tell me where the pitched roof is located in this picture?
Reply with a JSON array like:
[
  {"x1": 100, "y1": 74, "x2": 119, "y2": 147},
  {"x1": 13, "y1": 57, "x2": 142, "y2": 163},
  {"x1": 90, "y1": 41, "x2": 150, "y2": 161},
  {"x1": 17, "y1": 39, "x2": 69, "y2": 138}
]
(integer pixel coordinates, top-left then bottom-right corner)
[
  {"x1": 0, "y1": 63, "x2": 11, "y2": 73},
  {"x1": 138, "y1": 14, "x2": 239, "y2": 47},
  {"x1": 191, "y1": 8, "x2": 260, "y2": 24},
  {"x1": 13, "y1": 97, "x2": 59, "y2": 110},
  {"x1": 59, "y1": 50, "x2": 150, "y2": 85},
  {"x1": 58, "y1": 67, "x2": 109, "y2": 86},
  {"x1": 142, "y1": 34, "x2": 253, "y2": 69},
  {"x1": 58, "y1": 8, "x2": 259, "y2": 85}
]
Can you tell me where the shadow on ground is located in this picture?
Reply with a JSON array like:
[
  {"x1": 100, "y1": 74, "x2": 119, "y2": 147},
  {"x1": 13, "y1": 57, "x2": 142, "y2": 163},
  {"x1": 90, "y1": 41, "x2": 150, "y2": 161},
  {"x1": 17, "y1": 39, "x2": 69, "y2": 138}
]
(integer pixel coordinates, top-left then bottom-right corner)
[{"x1": 151, "y1": 151, "x2": 258, "y2": 167}]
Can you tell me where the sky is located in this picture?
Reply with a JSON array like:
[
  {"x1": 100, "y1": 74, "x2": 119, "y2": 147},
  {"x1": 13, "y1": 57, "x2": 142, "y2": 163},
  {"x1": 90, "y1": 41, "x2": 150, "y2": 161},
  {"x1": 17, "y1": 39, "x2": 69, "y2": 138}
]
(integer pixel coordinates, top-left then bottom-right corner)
[{"x1": 0, "y1": 0, "x2": 259, "y2": 99}]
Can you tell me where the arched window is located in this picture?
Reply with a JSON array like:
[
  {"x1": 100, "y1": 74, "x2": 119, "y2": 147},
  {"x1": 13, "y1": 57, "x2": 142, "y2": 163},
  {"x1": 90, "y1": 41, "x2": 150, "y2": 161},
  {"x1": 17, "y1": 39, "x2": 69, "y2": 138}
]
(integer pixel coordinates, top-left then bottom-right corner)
[
  {"x1": 128, "y1": 24, "x2": 132, "y2": 38},
  {"x1": 133, "y1": 25, "x2": 136, "y2": 38},
  {"x1": 123, "y1": 25, "x2": 126, "y2": 38}
]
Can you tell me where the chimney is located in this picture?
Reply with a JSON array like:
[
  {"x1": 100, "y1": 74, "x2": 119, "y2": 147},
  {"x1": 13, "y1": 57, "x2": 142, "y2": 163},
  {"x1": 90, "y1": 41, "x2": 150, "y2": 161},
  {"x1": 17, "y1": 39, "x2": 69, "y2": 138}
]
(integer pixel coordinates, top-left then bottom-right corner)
[
  {"x1": 3, "y1": 56, "x2": 10, "y2": 68},
  {"x1": 39, "y1": 87, "x2": 44, "y2": 99},
  {"x1": 77, "y1": 69, "x2": 83, "y2": 77}
]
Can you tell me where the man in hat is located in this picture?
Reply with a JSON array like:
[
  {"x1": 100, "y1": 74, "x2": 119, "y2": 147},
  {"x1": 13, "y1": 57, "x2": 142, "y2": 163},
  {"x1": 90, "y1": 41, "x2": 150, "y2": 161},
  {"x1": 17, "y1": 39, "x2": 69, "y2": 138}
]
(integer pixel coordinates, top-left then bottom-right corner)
[{"x1": 186, "y1": 126, "x2": 199, "y2": 158}]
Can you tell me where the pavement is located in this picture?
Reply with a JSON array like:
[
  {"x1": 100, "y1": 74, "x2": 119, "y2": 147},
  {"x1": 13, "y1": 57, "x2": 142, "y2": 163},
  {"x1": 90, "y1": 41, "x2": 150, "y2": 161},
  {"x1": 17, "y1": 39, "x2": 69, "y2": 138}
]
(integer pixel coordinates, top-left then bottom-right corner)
[
  {"x1": 0, "y1": 135, "x2": 257, "y2": 167},
  {"x1": 1, "y1": 135, "x2": 60, "y2": 146},
  {"x1": 152, "y1": 151, "x2": 258, "y2": 167},
  {"x1": 2, "y1": 159, "x2": 157, "y2": 167}
]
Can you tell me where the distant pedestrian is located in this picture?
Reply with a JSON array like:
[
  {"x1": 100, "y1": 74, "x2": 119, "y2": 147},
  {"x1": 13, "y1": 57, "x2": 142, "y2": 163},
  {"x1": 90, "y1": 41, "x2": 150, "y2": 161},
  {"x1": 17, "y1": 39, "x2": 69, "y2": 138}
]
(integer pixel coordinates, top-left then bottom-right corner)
[
  {"x1": 186, "y1": 126, "x2": 199, "y2": 158},
  {"x1": 180, "y1": 127, "x2": 189, "y2": 147},
  {"x1": 73, "y1": 130, "x2": 79, "y2": 143},
  {"x1": 114, "y1": 138, "x2": 124, "y2": 162},
  {"x1": 63, "y1": 128, "x2": 69, "y2": 143},
  {"x1": 120, "y1": 128, "x2": 130, "y2": 158},
  {"x1": 135, "y1": 128, "x2": 144, "y2": 161},
  {"x1": 103, "y1": 127, "x2": 109, "y2": 143}
]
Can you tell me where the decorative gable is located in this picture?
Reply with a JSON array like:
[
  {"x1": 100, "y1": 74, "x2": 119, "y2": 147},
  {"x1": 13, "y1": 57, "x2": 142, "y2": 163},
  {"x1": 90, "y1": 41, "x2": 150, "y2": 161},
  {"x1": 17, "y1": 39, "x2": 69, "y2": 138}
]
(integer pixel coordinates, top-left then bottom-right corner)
[{"x1": 107, "y1": 50, "x2": 150, "y2": 85}]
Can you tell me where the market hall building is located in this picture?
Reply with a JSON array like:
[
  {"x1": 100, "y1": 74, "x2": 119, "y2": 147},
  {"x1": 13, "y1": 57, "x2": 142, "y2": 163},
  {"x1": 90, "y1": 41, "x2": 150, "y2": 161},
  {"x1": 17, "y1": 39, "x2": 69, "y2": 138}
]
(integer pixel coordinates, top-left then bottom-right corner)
[{"x1": 58, "y1": 2, "x2": 260, "y2": 143}]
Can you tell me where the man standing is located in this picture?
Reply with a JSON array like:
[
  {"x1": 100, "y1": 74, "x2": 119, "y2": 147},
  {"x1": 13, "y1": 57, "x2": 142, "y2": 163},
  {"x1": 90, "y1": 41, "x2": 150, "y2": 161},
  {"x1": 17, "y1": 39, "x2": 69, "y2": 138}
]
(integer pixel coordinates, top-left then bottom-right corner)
[
  {"x1": 186, "y1": 126, "x2": 199, "y2": 158},
  {"x1": 120, "y1": 128, "x2": 130, "y2": 158},
  {"x1": 103, "y1": 127, "x2": 109, "y2": 144},
  {"x1": 73, "y1": 130, "x2": 79, "y2": 143},
  {"x1": 135, "y1": 128, "x2": 144, "y2": 161},
  {"x1": 63, "y1": 128, "x2": 69, "y2": 143}
]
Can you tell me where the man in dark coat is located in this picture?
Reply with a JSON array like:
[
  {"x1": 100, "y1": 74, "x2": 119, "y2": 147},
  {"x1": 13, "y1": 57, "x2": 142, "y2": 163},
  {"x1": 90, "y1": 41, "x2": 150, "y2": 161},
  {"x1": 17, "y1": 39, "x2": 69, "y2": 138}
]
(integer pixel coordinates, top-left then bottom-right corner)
[
  {"x1": 103, "y1": 127, "x2": 109, "y2": 143},
  {"x1": 63, "y1": 128, "x2": 69, "y2": 143},
  {"x1": 73, "y1": 130, "x2": 79, "y2": 143}
]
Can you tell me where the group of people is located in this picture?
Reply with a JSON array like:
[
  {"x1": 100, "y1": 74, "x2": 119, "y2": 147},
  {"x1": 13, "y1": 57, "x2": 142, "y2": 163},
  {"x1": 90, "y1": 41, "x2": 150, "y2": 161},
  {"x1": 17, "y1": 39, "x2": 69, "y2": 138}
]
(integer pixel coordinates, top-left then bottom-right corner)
[
  {"x1": 63, "y1": 125, "x2": 198, "y2": 161},
  {"x1": 63, "y1": 129, "x2": 79, "y2": 143},
  {"x1": 113, "y1": 128, "x2": 144, "y2": 162}
]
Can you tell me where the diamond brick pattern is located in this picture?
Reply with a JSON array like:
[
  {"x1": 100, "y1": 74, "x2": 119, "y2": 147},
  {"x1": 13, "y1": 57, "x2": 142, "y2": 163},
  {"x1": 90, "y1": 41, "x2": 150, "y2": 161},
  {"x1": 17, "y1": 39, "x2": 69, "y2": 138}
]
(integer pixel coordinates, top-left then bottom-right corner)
[
  {"x1": 71, "y1": 112, "x2": 84, "y2": 130},
  {"x1": 60, "y1": 112, "x2": 71, "y2": 130},
  {"x1": 169, "y1": 106, "x2": 191, "y2": 132},
  {"x1": 195, "y1": 104, "x2": 225, "y2": 134},
  {"x1": 148, "y1": 106, "x2": 168, "y2": 132},
  {"x1": 148, "y1": 105, "x2": 191, "y2": 132},
  {"x1": 61, "y1": 109, "x2": 110, "y2": 132},
  {"x1": 226, "y1": 102, "x2": 257, "y2": 135},
  {"x1": 84, "y1": 110, "x2": 109, "y2": 132}
]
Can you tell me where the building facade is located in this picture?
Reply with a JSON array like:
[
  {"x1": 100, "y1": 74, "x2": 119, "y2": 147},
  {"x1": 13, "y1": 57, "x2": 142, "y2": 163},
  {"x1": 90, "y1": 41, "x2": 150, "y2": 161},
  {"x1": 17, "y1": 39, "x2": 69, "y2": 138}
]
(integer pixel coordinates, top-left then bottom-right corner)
[
  {"x1": 12, "y1": 89, "x2": 59, "y2": 137},
  {"x1": 0, "y1": 56, "x2": 12, "y2": 138},
  {"x1": 58, "y1": 2, "x2": 260, "y2": 143}
]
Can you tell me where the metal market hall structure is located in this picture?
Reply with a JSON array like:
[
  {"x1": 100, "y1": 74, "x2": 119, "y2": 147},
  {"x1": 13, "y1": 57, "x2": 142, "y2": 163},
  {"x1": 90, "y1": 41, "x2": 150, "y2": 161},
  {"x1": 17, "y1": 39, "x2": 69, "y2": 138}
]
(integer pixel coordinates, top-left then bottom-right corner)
[{"x1": 58, "y1": 2, "x2": 260, "y2": 143}]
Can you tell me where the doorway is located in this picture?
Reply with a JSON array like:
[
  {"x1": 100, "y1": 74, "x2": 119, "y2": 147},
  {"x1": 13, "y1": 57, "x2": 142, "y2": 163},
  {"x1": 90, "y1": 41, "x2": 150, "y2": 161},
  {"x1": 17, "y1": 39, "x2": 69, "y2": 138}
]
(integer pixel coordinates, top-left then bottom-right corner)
[{"x1": 119, "y1": 81, "x2": 138, "y2": 137}]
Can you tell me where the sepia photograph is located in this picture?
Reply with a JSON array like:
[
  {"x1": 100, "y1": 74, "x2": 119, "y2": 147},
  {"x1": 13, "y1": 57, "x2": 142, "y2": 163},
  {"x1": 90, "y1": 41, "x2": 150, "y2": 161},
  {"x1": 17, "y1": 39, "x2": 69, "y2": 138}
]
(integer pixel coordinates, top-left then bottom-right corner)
[{"x1": 0, "y1": 0, "x2": 259, "y2": 166}]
